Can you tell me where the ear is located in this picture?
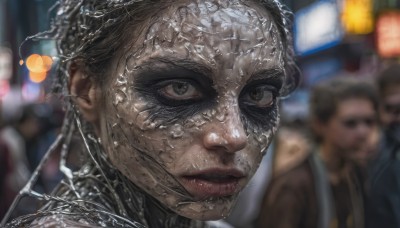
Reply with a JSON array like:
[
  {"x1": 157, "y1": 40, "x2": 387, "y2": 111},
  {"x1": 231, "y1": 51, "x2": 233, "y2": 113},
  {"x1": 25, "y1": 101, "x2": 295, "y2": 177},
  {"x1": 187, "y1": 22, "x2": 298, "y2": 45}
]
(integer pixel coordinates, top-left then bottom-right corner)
[{"x1": 69, "y1": 65, "x2": 100, "y2": 125}]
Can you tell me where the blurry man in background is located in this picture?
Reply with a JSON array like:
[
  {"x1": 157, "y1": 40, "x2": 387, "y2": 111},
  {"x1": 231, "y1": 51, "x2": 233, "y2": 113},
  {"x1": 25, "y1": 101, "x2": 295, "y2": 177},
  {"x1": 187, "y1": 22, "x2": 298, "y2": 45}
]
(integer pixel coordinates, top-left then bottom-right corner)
[
  {"x1": 257, "y1": 77, "x2": 379, "y2": 228},
  {"x1": 366, "y1": 63, "x2": 400, "y2": 228}
]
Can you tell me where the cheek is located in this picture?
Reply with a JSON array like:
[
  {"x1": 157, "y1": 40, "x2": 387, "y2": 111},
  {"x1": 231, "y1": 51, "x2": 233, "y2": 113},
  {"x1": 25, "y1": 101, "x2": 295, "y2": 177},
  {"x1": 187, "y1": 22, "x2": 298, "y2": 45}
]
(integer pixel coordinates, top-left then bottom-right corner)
[
  {"x1": 245, "y1": 110, "x2": 280, "y2": 153},
  {"x1": 105, "y1": 97, "x2": 192, "y2": 170}
]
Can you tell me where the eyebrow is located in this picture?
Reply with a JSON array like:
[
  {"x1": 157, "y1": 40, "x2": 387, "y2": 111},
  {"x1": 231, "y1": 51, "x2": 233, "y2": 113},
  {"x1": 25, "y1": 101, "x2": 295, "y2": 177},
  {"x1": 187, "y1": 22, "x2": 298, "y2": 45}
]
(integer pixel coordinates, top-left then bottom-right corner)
[
  {"x1": 136, "y1": 57, "x2": 213, "y2": 80},
  {"x1": 135, "y1": 57, "x2": 284, "y2": 88},
  {"x1": 248, "y1": 68, "x2": 285, "y2": 88}
]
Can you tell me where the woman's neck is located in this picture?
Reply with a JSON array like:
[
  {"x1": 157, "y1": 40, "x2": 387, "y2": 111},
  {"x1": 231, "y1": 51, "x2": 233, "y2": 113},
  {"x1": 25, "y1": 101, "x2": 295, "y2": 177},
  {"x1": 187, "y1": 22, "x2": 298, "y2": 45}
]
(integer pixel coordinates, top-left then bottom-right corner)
[{"x1": 114, "y1": 170, "x2": 199, "y2": 228}]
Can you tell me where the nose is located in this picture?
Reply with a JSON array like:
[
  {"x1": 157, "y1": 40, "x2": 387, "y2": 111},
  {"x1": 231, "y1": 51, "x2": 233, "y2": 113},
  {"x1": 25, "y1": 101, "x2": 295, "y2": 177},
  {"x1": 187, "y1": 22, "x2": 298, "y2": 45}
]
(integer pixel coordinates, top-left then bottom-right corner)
[
  {"x1": 202, "y1": 108, "x2": 248, "y2": 153},
  {"x1": 355, "y1": 121, "x2": 374, "y2": 140}
]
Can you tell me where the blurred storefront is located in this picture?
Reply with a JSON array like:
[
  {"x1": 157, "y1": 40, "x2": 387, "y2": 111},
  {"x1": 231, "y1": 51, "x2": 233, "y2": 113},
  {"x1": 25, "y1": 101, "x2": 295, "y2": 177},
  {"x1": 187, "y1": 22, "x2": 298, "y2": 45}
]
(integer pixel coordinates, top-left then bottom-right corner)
[
  {"x1": 0, "y1": 0, "x2": 57, "y2": 108},
  {"x1": 281, "y1": 0, "x2": 400, "y2": 122}
]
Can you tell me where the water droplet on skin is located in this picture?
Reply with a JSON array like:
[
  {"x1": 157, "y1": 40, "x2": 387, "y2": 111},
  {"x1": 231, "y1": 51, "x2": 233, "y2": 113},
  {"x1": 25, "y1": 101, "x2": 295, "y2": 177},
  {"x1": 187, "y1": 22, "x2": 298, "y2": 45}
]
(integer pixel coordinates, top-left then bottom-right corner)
[
  {"x1": 202, "y1": 110, "x2": 213, "y2": 120},
  {"x1": 198, "y1": 120, "x2": 207, "y2": 127},
  {"x1": 116, "y1": 74, "x2": 128, "y2": 86},
  {"x1": 170, "y1": 124, "x2": 184, "y2": 138},
  {"x1": 140, "y1": 119, "x2": 158, "y2": 130},
  {"x1": 113, "y1": 91, "x2": 126, "y2": 105},
  {"x1": 216, "y1": 111, "x2": 227, "y2": 122},
  {"x1": 164, "y1": 139, "x2": 175, "y2": 149}
]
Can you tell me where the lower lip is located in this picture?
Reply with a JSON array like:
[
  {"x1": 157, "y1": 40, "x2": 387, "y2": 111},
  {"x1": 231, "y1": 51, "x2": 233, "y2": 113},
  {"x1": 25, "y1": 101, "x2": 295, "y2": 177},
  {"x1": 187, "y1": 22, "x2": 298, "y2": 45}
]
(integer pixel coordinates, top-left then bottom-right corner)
[{"x1": 180, "y1": 176, "x2": 242, "y2": 200}]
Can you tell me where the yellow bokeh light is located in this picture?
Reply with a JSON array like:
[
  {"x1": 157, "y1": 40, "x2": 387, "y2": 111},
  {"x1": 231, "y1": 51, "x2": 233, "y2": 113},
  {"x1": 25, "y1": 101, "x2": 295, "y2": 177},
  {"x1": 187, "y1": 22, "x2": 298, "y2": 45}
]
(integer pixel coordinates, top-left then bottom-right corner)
[{"x1": 341, "y1": 0, "x2": 374, "y2": 34}]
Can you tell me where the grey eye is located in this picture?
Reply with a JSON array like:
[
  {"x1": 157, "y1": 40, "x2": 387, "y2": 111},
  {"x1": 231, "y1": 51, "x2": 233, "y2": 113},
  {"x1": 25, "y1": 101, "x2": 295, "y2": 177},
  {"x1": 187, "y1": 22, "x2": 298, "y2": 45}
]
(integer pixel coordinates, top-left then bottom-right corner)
[
  {"x1": 245, "y1": 86, "x2": 275, "y2": 108},
  {"x1": 159, "y1": 81, "x2": 202, "y2": 100},
  {"x1": 172, "y1": 82, "x2": 189, "y2": 95}
]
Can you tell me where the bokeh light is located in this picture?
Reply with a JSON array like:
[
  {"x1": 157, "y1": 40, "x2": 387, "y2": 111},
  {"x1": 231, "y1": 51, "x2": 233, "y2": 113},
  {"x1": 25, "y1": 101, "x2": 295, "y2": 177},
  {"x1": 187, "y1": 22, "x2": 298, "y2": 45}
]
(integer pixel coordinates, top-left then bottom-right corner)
[
  {"x1": 29, "y1": 70, "x2": 47, "y2": 83},
  {"x1": 25, "y1": 54, "x2": 53, "y2": 83}
]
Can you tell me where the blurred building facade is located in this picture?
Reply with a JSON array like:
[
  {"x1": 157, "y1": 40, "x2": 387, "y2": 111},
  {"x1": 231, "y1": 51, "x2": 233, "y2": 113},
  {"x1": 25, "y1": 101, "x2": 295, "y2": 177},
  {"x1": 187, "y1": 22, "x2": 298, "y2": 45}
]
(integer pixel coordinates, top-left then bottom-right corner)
[{"x1": 282, "y1": 0, "x2": 400, "y2": 122}]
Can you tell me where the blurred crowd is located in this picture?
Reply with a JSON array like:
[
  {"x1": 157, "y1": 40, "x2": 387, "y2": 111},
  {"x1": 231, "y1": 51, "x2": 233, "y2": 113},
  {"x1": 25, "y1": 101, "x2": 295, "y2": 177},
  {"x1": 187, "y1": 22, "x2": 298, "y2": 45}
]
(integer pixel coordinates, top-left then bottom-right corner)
[
  {"x1": 228, "y1": 63, "x2": 400, "y2": 228},
  {"x1": 1, "y1": 63, "x2": 400, "y2": 228},
  {"x1": 0, "y1": 95, "x2": 82, "y2": 220}
]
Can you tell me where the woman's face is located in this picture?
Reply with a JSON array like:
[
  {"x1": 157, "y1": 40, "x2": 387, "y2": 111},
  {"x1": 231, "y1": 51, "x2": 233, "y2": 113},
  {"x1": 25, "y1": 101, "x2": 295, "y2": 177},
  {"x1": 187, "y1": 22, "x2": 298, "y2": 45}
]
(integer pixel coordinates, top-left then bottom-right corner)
[{"x1": 98, "y1": 0, "x2": 284, "y2": 220}]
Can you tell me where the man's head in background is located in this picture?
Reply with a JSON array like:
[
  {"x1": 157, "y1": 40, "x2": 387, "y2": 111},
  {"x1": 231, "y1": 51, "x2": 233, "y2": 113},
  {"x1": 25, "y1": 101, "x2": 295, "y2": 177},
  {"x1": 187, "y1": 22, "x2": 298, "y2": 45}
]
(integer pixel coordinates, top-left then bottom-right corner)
[
  {"x1": 377, "y1": 64, "x2": 400, "y2": 143},
  {"x1": 310, "y1": 77, "x2": 379, "y2": 163}
]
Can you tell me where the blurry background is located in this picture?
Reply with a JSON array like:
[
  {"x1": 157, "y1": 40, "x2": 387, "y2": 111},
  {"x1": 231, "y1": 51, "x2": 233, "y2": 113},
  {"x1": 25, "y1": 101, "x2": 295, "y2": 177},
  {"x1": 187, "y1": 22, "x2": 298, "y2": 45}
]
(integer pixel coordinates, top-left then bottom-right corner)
[{"x1": 281, "y1": 0, "x2": 400, "y2": 123}]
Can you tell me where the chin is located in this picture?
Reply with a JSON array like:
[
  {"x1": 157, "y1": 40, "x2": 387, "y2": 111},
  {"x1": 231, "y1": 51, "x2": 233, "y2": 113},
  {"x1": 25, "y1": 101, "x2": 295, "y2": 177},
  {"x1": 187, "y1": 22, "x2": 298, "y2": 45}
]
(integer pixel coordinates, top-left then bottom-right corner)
[{"x1": 171, "y1": 195, "x2": 237, "y2": 221}]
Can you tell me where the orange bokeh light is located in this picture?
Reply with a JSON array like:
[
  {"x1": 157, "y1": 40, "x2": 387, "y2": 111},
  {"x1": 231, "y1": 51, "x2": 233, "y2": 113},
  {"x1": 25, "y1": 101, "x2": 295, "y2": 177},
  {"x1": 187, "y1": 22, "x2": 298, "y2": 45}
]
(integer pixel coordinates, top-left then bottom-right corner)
[
  {"x1": 29, "y1": 71, "x2": 47, "y2": 83},
  {"x1": 25, "y1": 54, "x2": 53, "y2": 83},
  {"x1": 26, "y1": 54, "x2": 53, "y2": 73},
  {"x1": 376, "y1": 11, "x2": 400, "y2": 58}
]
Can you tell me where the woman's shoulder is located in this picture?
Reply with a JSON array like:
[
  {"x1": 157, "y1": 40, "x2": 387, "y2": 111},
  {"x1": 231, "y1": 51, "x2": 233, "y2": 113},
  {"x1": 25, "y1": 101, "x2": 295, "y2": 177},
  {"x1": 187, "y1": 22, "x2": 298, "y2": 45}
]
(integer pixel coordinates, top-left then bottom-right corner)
[
  {"x1": 5, "y1": 214, "x2": 97, "y2": 228},
  {"x1": 29, "y1": 215, "x2": 98, "y2": 228},
  {"x1": 6, "y1": 211, "x2": 145, "y2": 228}
]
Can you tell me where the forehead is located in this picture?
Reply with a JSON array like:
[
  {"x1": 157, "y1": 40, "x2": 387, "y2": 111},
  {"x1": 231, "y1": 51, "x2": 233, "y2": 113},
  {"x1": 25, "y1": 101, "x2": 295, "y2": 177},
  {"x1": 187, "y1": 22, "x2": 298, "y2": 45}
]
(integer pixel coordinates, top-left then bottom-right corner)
[
  {"x1": 335, "y1": 98, "x2": 375, "y2": 117},
  {"x1": 123, "y1": 0, "x2": 283, "y2": 78},
  {"x1": 174, "y1": 0, "x2": 272, "y2": 32}
]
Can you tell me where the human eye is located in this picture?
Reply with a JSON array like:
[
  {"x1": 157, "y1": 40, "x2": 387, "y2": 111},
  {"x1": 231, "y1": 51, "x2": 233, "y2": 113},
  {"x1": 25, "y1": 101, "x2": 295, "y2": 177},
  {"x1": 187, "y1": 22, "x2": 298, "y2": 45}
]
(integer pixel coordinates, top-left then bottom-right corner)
[
  {"x1": 241, "y1": 85, "x2": 276, "y2": 108},
  {"x1": 151, "y1": 79, "x2": 208, "y2": 107},
  {"x1": 158, "y1": 80, "x2": 202, "y2": 101}
]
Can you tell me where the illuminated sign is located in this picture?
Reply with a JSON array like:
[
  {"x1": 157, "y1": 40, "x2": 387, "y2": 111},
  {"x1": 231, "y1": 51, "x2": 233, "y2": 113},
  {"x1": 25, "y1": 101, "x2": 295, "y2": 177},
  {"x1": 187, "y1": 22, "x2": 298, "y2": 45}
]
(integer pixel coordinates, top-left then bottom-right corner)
[
  {"x1": 376, "y1": 11, "x2": 400, "y2": 58},
  {"x1": 0, "y1": 47, "x2": 12, "y2": 80},
  {"x1": 294, "y1": 1, "x2": 343, "y2": 56},
  {"x1": 341, "y1": 0, "x2": 374, "y2": 34},
  {"x1": 0, "y1": 79, "x2": 10, "y2": 99}
]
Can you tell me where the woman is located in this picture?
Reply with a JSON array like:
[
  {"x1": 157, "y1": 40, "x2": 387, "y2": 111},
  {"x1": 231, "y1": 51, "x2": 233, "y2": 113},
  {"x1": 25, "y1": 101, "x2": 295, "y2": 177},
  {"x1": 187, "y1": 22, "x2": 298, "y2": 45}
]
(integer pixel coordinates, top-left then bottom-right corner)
[{"x1": 3, "y1": 0, "x2": 298, "y2": 227}]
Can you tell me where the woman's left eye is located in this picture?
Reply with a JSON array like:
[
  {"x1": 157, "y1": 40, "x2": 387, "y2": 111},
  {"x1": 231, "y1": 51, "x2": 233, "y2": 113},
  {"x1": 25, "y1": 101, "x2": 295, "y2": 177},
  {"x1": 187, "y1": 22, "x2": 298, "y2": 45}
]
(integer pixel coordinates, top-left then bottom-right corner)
[
  {"x1": 158, "y1": 81, "x2": 202, "y2": 100},
  {"x1": 243, "y1": 86, "x2": 276, "y2": 108}
]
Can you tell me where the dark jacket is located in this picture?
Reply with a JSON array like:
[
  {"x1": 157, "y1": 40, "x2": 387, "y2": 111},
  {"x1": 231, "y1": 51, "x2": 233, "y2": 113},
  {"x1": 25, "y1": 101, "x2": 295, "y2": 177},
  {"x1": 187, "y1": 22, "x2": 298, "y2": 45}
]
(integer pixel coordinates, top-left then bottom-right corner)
[
  {"x1": 256, "y1": 151, "x2": 364, "y2": 228},
  {"x1": 365, "y1": 135, "x2": 400, "y2": 228}
]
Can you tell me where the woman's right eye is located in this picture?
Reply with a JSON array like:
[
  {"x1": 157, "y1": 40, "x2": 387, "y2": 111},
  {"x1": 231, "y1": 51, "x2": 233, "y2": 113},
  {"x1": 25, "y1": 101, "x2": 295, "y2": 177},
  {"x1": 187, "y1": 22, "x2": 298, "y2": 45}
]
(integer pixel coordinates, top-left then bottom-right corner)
[
  {"x1": 241, "y1": 85, "x2": 277, "y2": 109},
  {"x1": 157, "y1": 80, "x2": 203, "y2": 101}
]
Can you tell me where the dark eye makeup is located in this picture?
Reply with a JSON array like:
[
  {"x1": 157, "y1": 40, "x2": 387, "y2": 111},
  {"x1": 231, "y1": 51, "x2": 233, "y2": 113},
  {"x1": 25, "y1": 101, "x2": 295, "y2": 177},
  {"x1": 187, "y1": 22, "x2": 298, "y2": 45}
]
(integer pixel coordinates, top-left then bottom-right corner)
[
  {"x1": 152, "y1": 78, "x2": 210, "y2": 106},
  {"x1": 133, "y1": 65, "x2": 217, "y2": 121},
  {"x1": 132, "y1": 59, "x2": 282, "y2": 125},
  {"x1": 239, "y1": 79, "x2": 280, "y2": 127}
]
